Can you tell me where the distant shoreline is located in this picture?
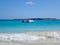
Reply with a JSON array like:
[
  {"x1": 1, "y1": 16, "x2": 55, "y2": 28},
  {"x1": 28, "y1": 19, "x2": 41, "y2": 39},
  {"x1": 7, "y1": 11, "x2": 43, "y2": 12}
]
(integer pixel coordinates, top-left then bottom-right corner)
[{"x1": 0, "y1": 18, "x2": 60, "y2": 20}]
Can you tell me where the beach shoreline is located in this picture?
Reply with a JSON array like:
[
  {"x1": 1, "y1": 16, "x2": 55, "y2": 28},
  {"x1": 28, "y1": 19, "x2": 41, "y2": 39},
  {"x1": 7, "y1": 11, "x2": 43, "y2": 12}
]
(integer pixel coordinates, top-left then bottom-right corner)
[
  {"x1": 0, "y1": 40, "x2": 60, "y2": 45},
  {"x1": 0, "y1": 32, "x2": 60, "y2": 45}
]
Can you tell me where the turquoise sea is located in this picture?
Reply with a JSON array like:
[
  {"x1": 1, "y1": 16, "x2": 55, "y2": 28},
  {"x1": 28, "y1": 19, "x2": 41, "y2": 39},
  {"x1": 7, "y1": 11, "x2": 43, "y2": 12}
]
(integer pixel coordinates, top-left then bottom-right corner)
[{"x1": 0, "y1": 20, "x2": 60, "y2": 33}]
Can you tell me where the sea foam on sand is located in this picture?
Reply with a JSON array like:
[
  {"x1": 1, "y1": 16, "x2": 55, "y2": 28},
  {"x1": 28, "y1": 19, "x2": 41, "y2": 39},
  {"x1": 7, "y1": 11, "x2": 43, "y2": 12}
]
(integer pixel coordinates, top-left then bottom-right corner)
[
  {"x1": 0, "y1": 32, "x2": 60, "y2": 42},
  {"x1": 0, "y1": 33, "x2": 46, "y2": 41}
]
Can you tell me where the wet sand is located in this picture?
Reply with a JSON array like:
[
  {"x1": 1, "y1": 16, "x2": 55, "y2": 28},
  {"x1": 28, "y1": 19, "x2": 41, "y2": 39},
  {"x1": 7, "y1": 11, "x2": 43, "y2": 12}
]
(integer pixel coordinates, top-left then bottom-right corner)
[
  {"x1": 0, "y1": 32, "x2": 60, "y2": 45},
  {"x1": 0, "y1": 41, "x2": 60, "y2": 45}
]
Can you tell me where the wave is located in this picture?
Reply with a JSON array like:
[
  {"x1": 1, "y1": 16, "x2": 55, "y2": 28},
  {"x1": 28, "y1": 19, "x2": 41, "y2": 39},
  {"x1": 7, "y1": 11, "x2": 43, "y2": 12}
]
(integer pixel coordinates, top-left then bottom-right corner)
[
  {"x1": 0, "y1": 33, "x2": 46, "y2": 41},
  {"x1": 0, "y1": 32, "x2": 60, "y2": 41}
]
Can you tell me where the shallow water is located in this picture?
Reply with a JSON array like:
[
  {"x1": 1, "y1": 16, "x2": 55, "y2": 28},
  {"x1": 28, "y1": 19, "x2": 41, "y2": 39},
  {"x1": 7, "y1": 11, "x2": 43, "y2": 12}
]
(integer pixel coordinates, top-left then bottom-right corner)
[{"x1": 0, "y1": 20, "x2": 60, "y2": 33}]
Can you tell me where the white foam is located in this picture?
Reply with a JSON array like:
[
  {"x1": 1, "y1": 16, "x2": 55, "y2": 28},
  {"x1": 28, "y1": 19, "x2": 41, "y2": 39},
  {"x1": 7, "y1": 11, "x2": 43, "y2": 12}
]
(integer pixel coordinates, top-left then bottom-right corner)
[
  {"x1": 47, "y1": 32, "x2": 60, "y2": 39},
  {"x1": 0, "y1": 33, "x2": 47, "y2": 41}
]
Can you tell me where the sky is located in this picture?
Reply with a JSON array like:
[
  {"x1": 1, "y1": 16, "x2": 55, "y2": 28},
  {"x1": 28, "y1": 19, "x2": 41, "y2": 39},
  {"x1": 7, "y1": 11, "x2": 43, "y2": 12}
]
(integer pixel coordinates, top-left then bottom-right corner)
[{"x1": 0, "y1": 0, "x2": 60, "y2": 19}]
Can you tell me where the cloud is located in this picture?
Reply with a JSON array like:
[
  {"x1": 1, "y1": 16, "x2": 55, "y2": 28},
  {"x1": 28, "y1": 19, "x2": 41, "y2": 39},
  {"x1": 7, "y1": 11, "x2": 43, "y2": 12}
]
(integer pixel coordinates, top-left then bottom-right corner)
[{"x1": 25, "y1": 1, "x2": 34, "y2": 5}]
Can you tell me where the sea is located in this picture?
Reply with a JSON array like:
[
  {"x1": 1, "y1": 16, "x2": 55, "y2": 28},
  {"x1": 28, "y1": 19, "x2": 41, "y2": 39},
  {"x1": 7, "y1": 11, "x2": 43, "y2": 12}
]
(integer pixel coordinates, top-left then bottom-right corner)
[{"x1": 0, "y1": 20, "x2": 60, "y2": 33}]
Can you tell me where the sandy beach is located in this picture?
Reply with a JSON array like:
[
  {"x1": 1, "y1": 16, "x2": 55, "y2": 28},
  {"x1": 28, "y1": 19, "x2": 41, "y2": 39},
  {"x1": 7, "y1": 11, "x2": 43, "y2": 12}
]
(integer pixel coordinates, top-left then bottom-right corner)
[
  {"x1": 0, "y1": 32, "x2": 60, "y2": 45},
  {"x1": 0, "y1": 41, "x2": 60, "y2": 45}
]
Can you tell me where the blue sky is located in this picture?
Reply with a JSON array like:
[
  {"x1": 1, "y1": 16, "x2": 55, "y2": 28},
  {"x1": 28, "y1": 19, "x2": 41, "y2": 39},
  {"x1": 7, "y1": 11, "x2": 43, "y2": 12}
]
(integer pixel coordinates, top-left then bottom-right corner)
[{"x1": 0, "y1": 0, "x2": 60, "y2": 19}]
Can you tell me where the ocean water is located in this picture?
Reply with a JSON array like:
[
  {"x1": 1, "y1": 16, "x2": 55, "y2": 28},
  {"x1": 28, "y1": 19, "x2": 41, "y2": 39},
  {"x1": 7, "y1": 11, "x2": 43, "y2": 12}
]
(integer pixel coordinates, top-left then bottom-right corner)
[{"x1": 0, "y1": 20, "x2": 60, "y2": 33}]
